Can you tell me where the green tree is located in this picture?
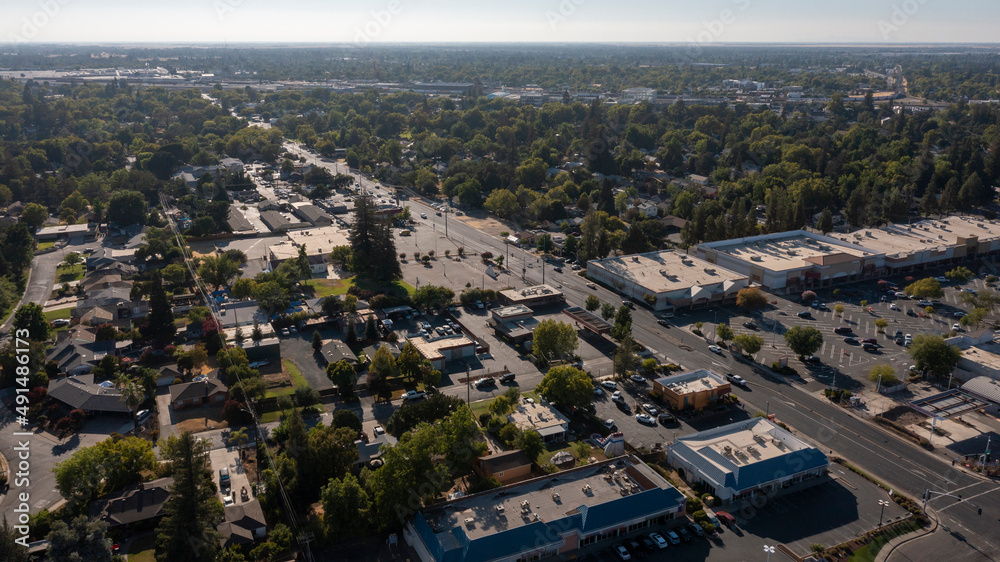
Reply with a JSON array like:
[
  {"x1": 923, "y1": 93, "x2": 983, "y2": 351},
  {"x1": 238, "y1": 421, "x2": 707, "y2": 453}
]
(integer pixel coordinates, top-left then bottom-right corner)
[
  {"x1": 327, "y1": 359, "x2": 357, "y2": 396},
  {"x1": 413, "y1": 285, "x2": 455, "y2": 311},
  {"x1": 230, "y1": 278, "x2": 257, "y2": 300},
  {"x1": 62, "y1": 252, "x2": 83, "y2": 268},
  {"x1": 321, "y1": 474, "x2": 371, "y2": 537},
  {"x1": 736, "y1": 287, "x2": 768, "y2": 311},
  {"x1": 107, "y1": 190, "x2": 147, "y2": 226},
  {"x1": 350, "y1": 196, "x2": 401, "y2": 282},
  {"x1": 614, "y1": 337, "x2": 639, "y2": 377},
  {"x1": 397, "y1": 340, "x2": 427, "y2": 384},
  {"x1": 784, "y1": 326, "x2": 824, "y2": 358},
  {"x1": 155, "y1": 432, "x2": 223, "y2": 562},
  {"x1": 198, "y1": 255, "x2": 241, "y2": 290},
  {"x1": 874, "y1": 318, "x2": 889, "y2": 333},
  {"x1": 945, "y1": 266, "x2": 974, "y2": 282},
  {"x1": 732, "y1": 333, "x2": 763, "y2": 356},
  {"x1": 54, "y1": 436, "x2": 157, "y2": 506},
  {"x1": 816, "y1": 208, "x2": 834, "y2": 234},
  {"x1": 600, "y1": 302, "x2": 615, "y2": 320},
  {"x1": 833, "y1": 304, "x2": 845, "y2": 317},
  {"x1": 1, "y1": 515, "x2": 31, "y2": 562},
  {"x1": 536, "y1": 365, "x2": 593, "y2": 410},
  {"x1": 869, "y1": 364, "x2": 899, "y2": 387},
  {"x1": 532, "y1": 319, "x2": 579, "y2": 362},
  {"x1": 909, "y1": 335, "x2": 961, "y2": 378},
  {"x1": 117, "y1": 376, "x2": 146, "y2": 432},
  {"x1": 483, "y1": 189, "x2": 519, "y2": 218},
  {"x1": 144, "y1": 273, "x2": 176, "y2": 344},
  {"x1": 364, "y1": 314, "x2": 379, "y2": 342},
  {"x1": 585, "y1": 295, "x2": 601, "y2": 311},
  {"x1": 716, "y1": 323, "x2": 734, "y2": 342},
  {"x1": 13, "y1": 302, "x2": 50, "y2": 341},
  {"x1": 312, "y1": 330, "x2": 323, "y2": 352},
  {"x1": 47, "y1": 515, "x2": 112, "y2": 562},
  {"x1": 904, "y1": 278, "x2": 944, "y2": 299},
  {"x1": 518, "y1": 430, "x2": 545, "y2": 461},
  {"x1": 368, "y1": 345, "x2": 397, "y2": 400},
  {"x1": 20, "y1": 202, "x2": 48, "y2": 230}
]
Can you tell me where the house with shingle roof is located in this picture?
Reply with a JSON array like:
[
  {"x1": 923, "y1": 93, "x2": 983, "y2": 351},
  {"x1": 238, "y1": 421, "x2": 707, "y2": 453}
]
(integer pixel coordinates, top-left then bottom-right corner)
[
  {"x1": 217, "y1": 499, "x2": 268, "y2": 548},
  {"x1": 169, "y1": 371, "x2": 227, "y2": 410},
  {"x1": 48, "y1": 373, "x2": 131, "y2": 414},
  {"x1": 89, "y1": 477, "x2": 174, "y2": 528}
]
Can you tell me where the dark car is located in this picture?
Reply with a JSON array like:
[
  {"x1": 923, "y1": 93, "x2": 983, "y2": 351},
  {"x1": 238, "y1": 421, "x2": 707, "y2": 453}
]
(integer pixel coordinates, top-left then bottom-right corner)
[
  {"x1": 863, "y1": 343, "x2": 880, "y2": 352},
  {"x1": 677, "y1": 527, "x2": 693, "y2": 542},
  {"x1": 804, "y1": 355, "x2": 821, "y2": 364},
  {"x1": 657, "y1": 412, "x2": 677, "y2": 424},
  {"x1": 499, "y1": 373, "x2": 516, "y2": 383},
  {"x1": 553, "y1": 267, "x2": 563, "y2": 273},
  {"x1": 818, "y1": 303, "x2": 830, "y2": 311},
  {"x1": 834, "y1": 326, "x2": 853, "y2": 334},
  {"x1": 623, "y1": 300, "x2": 635, "y2": 309},
  {"x1": 895, "y1": 337, "x2": 904, "y2": 345},
  {"x1": 797, "y1": 310, "x2": 812, "y2": 318},
  {"x1": 861, "y1": 338, "x2": 878, "y2": 344},
  {"x1": 907, "y1": 309, "x2": 918, "y2": 317},
  {"x1": 657, "y1": 319, "x2": 671, "y2": 327},
  {"x1": 742, "y1": 321, "x2": 758, "y2": 330},
  {"x1": 844, "y1": 337, "x2": 859, "y2": 344}
]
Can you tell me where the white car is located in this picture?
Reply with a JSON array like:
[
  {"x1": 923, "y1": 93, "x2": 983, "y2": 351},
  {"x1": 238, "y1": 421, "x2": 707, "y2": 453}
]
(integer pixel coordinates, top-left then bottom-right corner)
[
  {"x1": 952, "y1": 323, "x2": 963, "y2": 331},
  {"x1": 612, "y1": 390, "x2": 623, "y2": 402},
  {"x1": 649, "y1": 532, "x2": 668, "y2": 549},
  {"x1": 889, "y1": 303, "x2": 899, "y2": 311},
  {"x1": 600, "y1": 380, "x2": 617, "y2": 389},
  {"x1": 630, "y1": 374, "x2": 646, "y2": 383},
  {"x1": 373, "y1": 425, "x2": 385, "y2": 436},
  {"x1": 934, "y1": 276, "x2": 948, "y2": 282},
  {"x1": 52, "y1": 318, "x2": 70, "y2": 327},
  {"x1": 635, "y1": 413, "x2": 656, "y2": 425},
  {"x1": 708, "y1": 345, "x2": 723, "y2": 355},
  {"x1": 666, "y1": 530, "x2": 681, "y2": 545},
  {"x1": 603, "y1": 418, "x2": 615, "y2": 429},
  {"x1": 642, "y1": 404, "x2": 658, "y2": 416},
  {"x1": 615, "y1": 544, "x2": 631, "y2": 560},
  {"x1": 593, "y1": 386, "x2": 604, "y2": 396},
  {"x1": 420, "y1": 213, "x2": 427, "y2": 219},
  {"x1": 587, "y1": 283, "x2": 597, "y2": 289},
  {"x1": 401, "y1": 390, "x2": 426, "y2": 401}
]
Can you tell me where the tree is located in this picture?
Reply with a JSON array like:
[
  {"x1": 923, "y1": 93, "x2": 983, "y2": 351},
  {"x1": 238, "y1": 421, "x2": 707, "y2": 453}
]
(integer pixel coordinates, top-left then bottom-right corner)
[
  {"x1": 327, "y1": 360, "x2": 357, "y2": 396},
  {"x1": 614, "y1": 337, "x2": 639, "y2": 377},
  {"x1": 800, "y1": 291, "x2": 817, "y2": 304},
  {"x1": 600, "y1": 302, "x2": 615, "y2": 320},
  {"x1": 251, "y1": 320, "x2": 263, "y2": 342},
  {"x1": 13, "y1": 302, "x2": 49, "y2": 341},
  {"x1": 368, "y1": 345, "x2": 397, "y2": 400},
  {"x1": 144, "y1": 273, "x2": 176, "y2": 344},
  {"x1": 397, "y1": 340, "x2": 427, "y2": 383},
  {"x1": 816, "y1": 208, "x2": 834, "y2": 234},
  {"x1": 732, "y1": 333, "x2": 763, "y2": 356},
  {"x1": 945, "y1": 266, "x2": 974, "y2": 283},
  {"x1": 331, "y1": 409, "x2": 363, "y2": 433},
  {"x1": 413, "y1": 284, "x2": 455, "y2": 311},
  {"x1": 62, "y1": 252, "x2": 83, "y2": 268},
  {"x1": 909, "y1": 335, "x2": 961, "y2": 377},
  {"x1": 230, "y1": 278, "x2": 257, "y2": 300},
  {"x1": 736, "y1": 287, "x2": 768, "y2": 312},
  {"x1": 518, "y1": 430, "x2": 544, "y2": 461},
  {"x1": 117, "y1": 376, "x2": 145, "y2": 432},
  {"x1": 107, "y1": 190, "x2": 147, "y2": 226},
  {"x1": 229, "y1": 428, "x2": 249, "y2": 460},
  {"x1": 904, "y1": 278, "x2": 943, "y2": 299},
  {"x1": 156, "y1": 432, "x2": 223, "y2": 562},
  {"x1": 611, "y1": 304, "x2": 632, "y2": 342},
  {"x1": 483, "y1": 189, "x2": 519, "y2": 218},
  {"x1": 1, "y1": 515, "x2": 30, "y2": 562},
  {"x1": 585, "y1": 295, "x2": 600, "y2": 311},
  {"x1": 869, "y1": 364, "x2": 899, "y2": 387},
  {"x1": 54, "y1": 436, "x2": 156, "y2": 506},
  {"x1": 833, "y1": 304, "x2": 845, "y2": 317},
  {"x1": 784, "y1": 326, "x2": 823, "y2": 358},
  {"x1": 47, "y1": 515, "x2": 112, "y2": 562},
  {"x1": 874, "y1": 318, "x2": 889, "y2": 333},
  {"x1": 535, "y1": 365, "x2": 593, "y2": 410},
  {"x1": 312, "y1": 330, "x2": 323, "y2": 352},
  {"x1": 20, "y1": 202, "x2": 48, "y2": 230},
  {"x1": 532, "y1": 319, "x2": 579, "y2": 362},
  {"x1": 716, "y1": 323, "x2": 734, "y2": 342},
  {"x1": 364, "y1": 314, "x2": 379, "y2": 342},
  {"x1": 198, "y1": 255, "x2": 241, "y2": 290},
  {"x1": 350, "y1": 196, "x2": 401, "y2": 282},
  {"x1": 321, "y1": 474, "x2": 371, "y2": 537}
]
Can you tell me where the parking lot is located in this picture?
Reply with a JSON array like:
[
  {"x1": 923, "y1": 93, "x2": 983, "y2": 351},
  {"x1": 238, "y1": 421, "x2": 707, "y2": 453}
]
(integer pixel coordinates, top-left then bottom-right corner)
[{"x1": 681, "y1": 267, "x2": 996, "y2": 391}]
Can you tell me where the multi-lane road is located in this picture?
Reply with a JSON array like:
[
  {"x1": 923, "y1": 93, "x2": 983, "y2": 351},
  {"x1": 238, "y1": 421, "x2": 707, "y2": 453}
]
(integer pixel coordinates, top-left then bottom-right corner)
[{"x1": 280, "y1": 143, "x2": 1000, "y2": 560}]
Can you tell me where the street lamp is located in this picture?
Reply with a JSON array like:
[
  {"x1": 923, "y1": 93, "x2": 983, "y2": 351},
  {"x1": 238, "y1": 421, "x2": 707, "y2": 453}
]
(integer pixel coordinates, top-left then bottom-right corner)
[
  {"x1": 878, "y1": 499, "x2": 890, "y2": 526},
  {"x1": 764, "y1": 545, "x2": 775, "y2": 562}
]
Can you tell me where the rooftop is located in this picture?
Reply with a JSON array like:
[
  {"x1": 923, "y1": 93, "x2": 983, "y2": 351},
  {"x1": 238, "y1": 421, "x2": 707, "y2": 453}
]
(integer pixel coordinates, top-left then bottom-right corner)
[
  {"x1": 492, "y1": 304, "x2": 533, "y2": 319},
  {"x1": 499, "y1": 284, "x2": 564, "y2": 304},
  {"x1": 836, "y1": 217, "x2": 1000, "y2": 258},
  {"x1": 36, "y1": 223, "x2": 90, "y2": 236},
  {"x1": 961, "y1": 345, "x2": 1000, "y2": 371},
  {"x1": 419, "y1": 455, "x2": 684, "y2": 548},
  {"x1": 507, "y1": 400, "x2": 569, "y2": 435},
  {"x1": 588, "y1": 250, "x2": 747, "y2": 293},
  {"x1": 701, "y1": 231, "x2": 875, "y2": 272},
  {"x1": 670, "y1": 418, "x2": 828, "y2": 492},
  {"x1": 285, "y1": 226, "x2": 351, "y2": 255},
  {"x1": 655, "y1": 369, "x2": 729, "y2": 396},
  {"x1": 409, "y1": 334, "x2": 475, "y2": 362}
]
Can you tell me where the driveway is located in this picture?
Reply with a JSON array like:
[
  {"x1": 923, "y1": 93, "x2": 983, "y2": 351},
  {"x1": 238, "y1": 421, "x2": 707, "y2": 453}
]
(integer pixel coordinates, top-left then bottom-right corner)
[
  {"x1": 210, "y1": 446, "x2": 252, "y2": 505},
  {"x1": 155, "y1": 390, "x2": 177, "y2": 439}
]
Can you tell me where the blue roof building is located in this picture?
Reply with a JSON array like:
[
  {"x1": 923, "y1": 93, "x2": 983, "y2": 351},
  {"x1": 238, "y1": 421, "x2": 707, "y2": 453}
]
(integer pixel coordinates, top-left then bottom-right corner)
[
  {"x1": 405, "y1": 455, "x2": 685, "y2": 562},
  {"x1": 667, "y1": 417, "x2": 829, "y2": 504}
]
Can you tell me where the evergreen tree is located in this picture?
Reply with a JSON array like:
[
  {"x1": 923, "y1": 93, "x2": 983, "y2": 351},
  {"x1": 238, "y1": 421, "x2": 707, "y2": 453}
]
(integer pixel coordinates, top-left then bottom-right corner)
[
  {"x1": 144, "y1": 273, "x2": 176, "y2": 344},
  {"x1": 350, "y1": 197, "x2": 401, "y2": 282},
  {"x1": 312, "y1": 330, "x2": 323, "y2": 352},
  {"x1": 251, "y1": 320, "x2": 263, "y2": 342},
  {"x1": 345, "y1": 316, "x2": 357, "y2": 345},
  {"x1": 365, "y1": 315, "x2": 378, "y2": 342},
  {"x1": 816, "y1": 208, "x2": 833, "y2": 234},
  {"x1": 156, "y1": 433, "x2": 222, "y2": 562},
  {"x1": 940, "y1": 177, "x2": 960, "y2": 213}
]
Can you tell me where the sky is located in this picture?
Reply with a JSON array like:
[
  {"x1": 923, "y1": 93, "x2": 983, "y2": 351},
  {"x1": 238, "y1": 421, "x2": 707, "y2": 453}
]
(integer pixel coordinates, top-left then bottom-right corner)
[{"x1": 1, "y1": 0, "x2": 998, "y2": 45}]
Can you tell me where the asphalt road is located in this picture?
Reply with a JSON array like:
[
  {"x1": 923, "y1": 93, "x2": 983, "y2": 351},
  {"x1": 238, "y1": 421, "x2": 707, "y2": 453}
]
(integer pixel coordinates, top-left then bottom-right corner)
[{"x1": 1, "y1": 239, "x2": 88, "y2": 334}]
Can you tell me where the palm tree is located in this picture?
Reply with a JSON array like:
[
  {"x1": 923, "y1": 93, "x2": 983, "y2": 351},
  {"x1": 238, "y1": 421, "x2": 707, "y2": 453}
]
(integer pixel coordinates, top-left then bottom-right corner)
[
  {"x1": 117, "y1": 375, "x2": 145, "y2": 432},
  {"x1": 229, "y1": 428, "x2": 249, "y2": 460}
]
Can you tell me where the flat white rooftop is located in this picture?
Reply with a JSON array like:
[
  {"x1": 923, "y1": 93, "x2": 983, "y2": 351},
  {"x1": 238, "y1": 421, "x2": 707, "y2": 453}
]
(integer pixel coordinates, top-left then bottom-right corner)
[
  {"x1": 703, "y1": 231, "x2": 873, "y2": 272},
  {"x1": 588, "y1": 251, "x2": 746, "y2": 294},
  {"x1": 656, "y1": 369, "x2": 728, "y2": 396},
  {"x1": 284, "y1": 226, "x2": 351, "y2": 255},
  {"x1": 507, "y1": 400, "x2": 569, "y2": 434},
  {"x1": 409, "y1": 334, "x2": 475, "y2": 361},
  {"x1": 676, "y1": 418, "x2": 817, "y2": 471},
  {"x1": 500, "y1": 284, "x2": 563, "y2": 303},
  {"x1": 832, "y1": 217, "x2": 1000, "y2": 259},
  {"x1": 961, "y1": 345, "x2": 1000, "y2": 371}
]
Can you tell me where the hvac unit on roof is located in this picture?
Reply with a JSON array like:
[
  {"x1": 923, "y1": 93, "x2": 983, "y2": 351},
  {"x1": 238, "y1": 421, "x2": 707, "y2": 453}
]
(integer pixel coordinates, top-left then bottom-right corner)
[
  {"x1": 772, "y1": 438, "x2": 783, "y2": 447},
  {"x1": 750, "y1": 255, "x2": 763, "y2": 262},
  {"x1": 723, "y1": 445, "x2": 733, "y2": 455},
  {"x1": 551, "y1": 493, "x2": 560, "y2": 502},
  {"x1": 746, "y1": 445, "x2": 758, "y2": 455}
]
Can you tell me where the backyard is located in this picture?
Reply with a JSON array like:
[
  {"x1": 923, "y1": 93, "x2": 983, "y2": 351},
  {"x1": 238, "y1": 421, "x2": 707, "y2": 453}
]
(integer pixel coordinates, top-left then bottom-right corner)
[{"x1": 303, "y1": 276, "x2": 416, "y2": 299}]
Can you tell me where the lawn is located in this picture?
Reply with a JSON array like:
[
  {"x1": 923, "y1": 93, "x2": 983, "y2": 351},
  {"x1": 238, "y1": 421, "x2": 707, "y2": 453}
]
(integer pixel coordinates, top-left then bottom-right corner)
[
  {"x1": 43, "y1": 307, "x2": 72, "y2": 322},
  {"x1": 126, "y1": 534, "x2": 156, "y2": 562},
  {"x1": 265, "y1": 360, "x2": 310, "y2": 399},
  {"x1": 36, "y1": 241, "x2": 55, "y2": 251},
  {"x1": 303, "y1": 276, "x2": 417, "y2": 299},
  {"x1": 56, "y1": 263, "x2": 84, "y2": 283}
]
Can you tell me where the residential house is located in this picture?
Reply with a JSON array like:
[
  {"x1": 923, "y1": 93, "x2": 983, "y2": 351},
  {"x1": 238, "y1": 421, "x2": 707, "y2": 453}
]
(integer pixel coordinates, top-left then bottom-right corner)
[
  {"x1": 48, "y1": 373, "x2": 131, "y2": 415},
  {"x1": 474, "y1": 449, "x2": 533, "y2": 484},
  {"x1": 321, "y1": 340, "x2": 359, "y2": 366},
  {"x1": 89, "y1": 477, "x2": 174, "y2": 529},
  {"x1": 217, "y1": 500, "x2": 268, "y2": 549},
  {"x1": 355, "y1": 433, "x2": 398, "y2": 470},
  {"x1": 47, "y1": 327, "x2": 120, "y2": 375},
  {"x1": 169, "y1": 372, "x2": 228, "y2": 410},
  {"x1": 291, "y1": 203, "x2": 334, "y2": 227}
]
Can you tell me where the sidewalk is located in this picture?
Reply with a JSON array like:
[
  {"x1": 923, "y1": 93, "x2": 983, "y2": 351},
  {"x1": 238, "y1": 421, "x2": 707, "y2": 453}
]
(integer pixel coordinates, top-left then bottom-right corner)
[{"x1": 874, "y1": 509, "x2": 939, "y2": 562}]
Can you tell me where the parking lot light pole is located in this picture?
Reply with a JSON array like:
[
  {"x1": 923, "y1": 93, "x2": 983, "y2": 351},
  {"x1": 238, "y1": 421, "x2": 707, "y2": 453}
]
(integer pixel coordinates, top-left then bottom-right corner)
[
  {"x1": 878, "y1": 499, "x2": 890, "y2": 526},
  {"x1": 764, "y1": 545, "x2": 775, "y2": 562}
]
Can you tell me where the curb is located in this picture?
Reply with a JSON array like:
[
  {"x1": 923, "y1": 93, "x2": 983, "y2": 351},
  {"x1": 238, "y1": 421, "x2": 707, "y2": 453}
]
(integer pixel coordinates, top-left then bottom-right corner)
[{"x1": 874, "y1": 508, "x2": 939, "y2": 562}]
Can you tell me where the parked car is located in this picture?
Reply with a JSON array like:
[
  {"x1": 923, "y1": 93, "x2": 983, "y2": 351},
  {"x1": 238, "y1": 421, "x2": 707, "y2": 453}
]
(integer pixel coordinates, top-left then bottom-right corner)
[
  {"x1": 603, "y1": 419, "x2": 616, "y2": 429},
  {"x1": 601, "y1": 380, "x2": 618, "y2": 389},
  {"x1": 135, "y1": 409, "x2": 151, "y2": 425},
  {"x1": 934, "y1": 276, "x2": 948, "y2": 282},
  {"x1": 677, "y1": 527, "x2": 692, "y2": 542},
  {"x1": 648, "y1": 532, "x2": 668, "y2": 549},
  {"x1": 615, "y1": 544, "x2": 631, "y2": 560},
  {"x1": 861, "y1": 338, "x2": 878, "y2": 344},
  {"x1": 954, "y1": 311, "x2": 968, "y2": 318},
  {"x1": 642, "y1": 403, "x2": 658, "y2": 415},
  {"x1": 665, "y1": 530, "x2": 681, "y2": 545},
  {"x1": 834, "y1": 326, "x2": 853, "y2": 334},
  {"x1": 708, "y1": 345, "x2": 723, "y2": 355},
  {"x1": 797, "y1": 310, "x2": 812, "y2": 318},
  {"x1": 373, "y1": 425, "x2": 385, "y2": 436},
  {"x1": 635, "y1": 413, "x2": 656, "y2": 425},
  {"x1": 593, "y1": 386, "x2": 604, "y2": 396},
  {"x1": 658, "y1": 412, "x2": 677, "y2": 424},
  {"x1": 402, "y1": 390, "x2": 426, "y2": 401},
  {"x1": 804, "y1": 356, "x2": 821, "y2": 364},
  {"x1": 630, "y1": 374, "x2": 646, "y2": 383},
  {"x1": 862, "y1": 343, "x2": 880, "y2": 352},
  {"x1": 844, "y1": 337, "x2": 859, "y2": 344},
  {"x1": 219, "y1": 468, "x2": 231, "y2": 492},
  {"x1": 499, "y1": 373, "x2": 516, "y2": 383},
  {"x1": 742, "y1": 321, "x2": 758, "y2": 330},
  {"x1": 953, "y1": 323, "x2": 963, "y2": 331},
  {"x1": 612, "y1": 390, "x2": 623, "y2": 402},
  {"x1": 688, "y1": 522, "x2": 705, "y2": 537},
  {"x1": 474, "y1": 378, "x2": 495, "y2": 388},
  {"x1": 51, "y1": 318, "x2": 70, "y2": 327}
]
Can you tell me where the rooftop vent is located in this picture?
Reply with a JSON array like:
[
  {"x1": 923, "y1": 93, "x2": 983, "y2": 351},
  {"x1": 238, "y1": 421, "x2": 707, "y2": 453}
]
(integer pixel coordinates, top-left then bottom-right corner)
[
  {"x1": 750, "y1": 256, "x2": 763, "y2": 262},
  {"x1": 723, "y1": 445, "x2": 733, "y2": 455}
]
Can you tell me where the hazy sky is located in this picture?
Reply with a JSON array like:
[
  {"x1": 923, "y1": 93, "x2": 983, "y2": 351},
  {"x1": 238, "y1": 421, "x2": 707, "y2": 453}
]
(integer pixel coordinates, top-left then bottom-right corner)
[{"x1": 2, "y1": 0, "x2": 997, "y2": 45}]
